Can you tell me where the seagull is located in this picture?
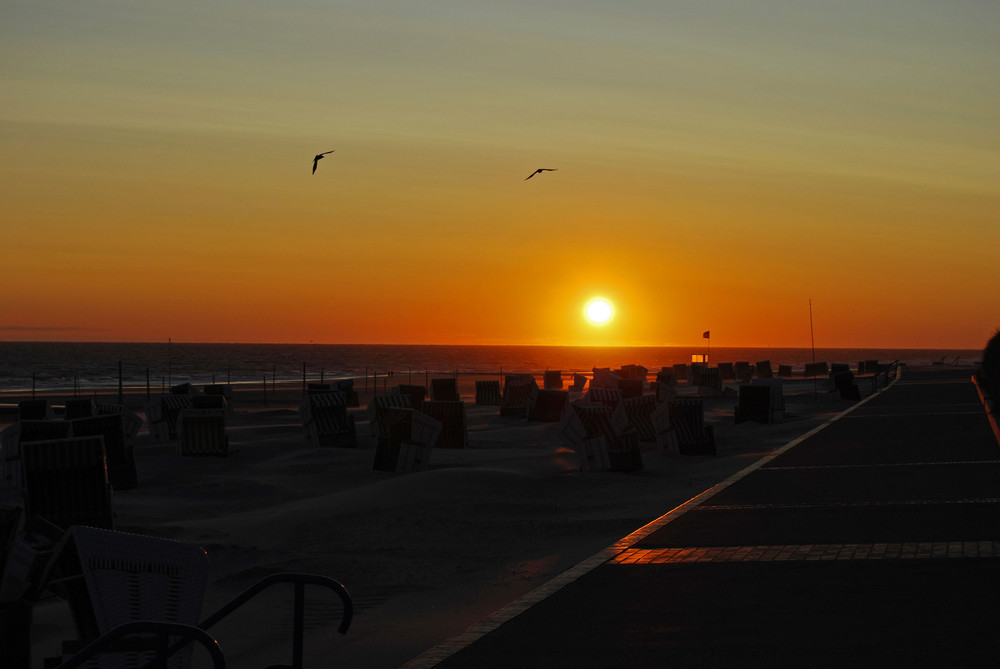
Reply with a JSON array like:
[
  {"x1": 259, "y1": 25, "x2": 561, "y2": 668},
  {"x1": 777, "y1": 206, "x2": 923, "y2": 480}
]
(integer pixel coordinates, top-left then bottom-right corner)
[
  {"x1": 525, "y1": 168, "x2": 557, "y2": 180},
  {"x1": 312, "y1": 150, "x2": 335, "y2": 174}
]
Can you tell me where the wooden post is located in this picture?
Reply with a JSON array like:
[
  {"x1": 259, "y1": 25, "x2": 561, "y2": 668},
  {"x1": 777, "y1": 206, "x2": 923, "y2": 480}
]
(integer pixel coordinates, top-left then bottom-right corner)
[
  {"x1": 263, "y1": 375, "x2": 268, "y2": 407},
  {"x1": 32, "y1": 372, "x2": 36, "y2": 399},
  {"x1": 146, "y1": 368, "x2": 150, "y2": 401},
  {"x1": 300, "y1": 363, "x2": 305, "y2": 400},
  {"x1": 118, "y1": 361, "x2": 123, "y2": 404}
]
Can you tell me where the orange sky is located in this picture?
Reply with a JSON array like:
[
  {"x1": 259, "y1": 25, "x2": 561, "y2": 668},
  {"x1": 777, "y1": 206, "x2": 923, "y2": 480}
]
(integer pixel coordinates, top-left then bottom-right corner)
[{"x1": 3, "y1": 2, "x2": 998, "y2": 348}]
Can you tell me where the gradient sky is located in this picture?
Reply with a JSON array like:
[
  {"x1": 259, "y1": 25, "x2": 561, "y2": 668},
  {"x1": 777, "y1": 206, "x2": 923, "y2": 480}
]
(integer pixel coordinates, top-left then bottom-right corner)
[{"x1": 3, "y1": 1, "x2": 998, "y2": 348}]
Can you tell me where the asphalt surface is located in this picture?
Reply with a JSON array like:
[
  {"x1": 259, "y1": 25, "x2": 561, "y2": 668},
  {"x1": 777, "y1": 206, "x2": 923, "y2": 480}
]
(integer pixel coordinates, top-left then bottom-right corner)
[{"x1": 407, "y1": 367, "x2": 1000, "y2": 668}]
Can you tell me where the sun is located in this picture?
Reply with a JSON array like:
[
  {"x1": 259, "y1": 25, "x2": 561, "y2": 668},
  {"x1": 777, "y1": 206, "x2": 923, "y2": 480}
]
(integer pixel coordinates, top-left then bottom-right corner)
[{"x1": 584, "y1": 297, "x2": 615, "y2": 326}]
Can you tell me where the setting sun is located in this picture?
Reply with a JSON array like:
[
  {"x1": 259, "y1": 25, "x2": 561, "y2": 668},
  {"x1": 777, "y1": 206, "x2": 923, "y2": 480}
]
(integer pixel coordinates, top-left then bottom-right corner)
[{"x1": 584, "y1": 297, "x2": 615, "y2": 326}]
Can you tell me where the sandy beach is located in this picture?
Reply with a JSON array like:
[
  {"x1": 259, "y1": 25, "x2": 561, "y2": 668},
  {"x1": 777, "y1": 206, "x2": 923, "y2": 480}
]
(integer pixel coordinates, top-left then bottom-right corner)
[{"x1": 4, "y1": 375, "x2": 870, "y2": 668}]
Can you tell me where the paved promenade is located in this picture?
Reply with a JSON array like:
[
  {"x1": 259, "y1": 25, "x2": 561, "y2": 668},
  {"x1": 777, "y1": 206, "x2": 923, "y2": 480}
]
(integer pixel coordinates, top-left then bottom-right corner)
[{"x1": 407, "y1": 366, "x2": 1000, "y2": 668}]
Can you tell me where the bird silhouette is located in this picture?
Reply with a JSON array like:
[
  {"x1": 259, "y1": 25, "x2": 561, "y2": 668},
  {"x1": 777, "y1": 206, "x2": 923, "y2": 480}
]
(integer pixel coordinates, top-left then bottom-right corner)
[
  {"x1": 312, "y1": 150, "x2": 335, "y2": 174},
  {"x1": 525, "y1": 168, "x2": 557, "y2": 180}
]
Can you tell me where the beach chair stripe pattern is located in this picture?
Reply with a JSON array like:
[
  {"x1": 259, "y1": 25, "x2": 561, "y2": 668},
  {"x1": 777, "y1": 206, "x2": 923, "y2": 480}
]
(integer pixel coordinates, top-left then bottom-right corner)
[
  {"x1": 420, "y1": 401, "x2": 466, "y2": 449},
  {"x1": 778, "y1": 365, "x2": 793, "y2": 377},
  {"x1": 0, "y1": 420, "x2": 72, "y2": 489},
  {"x1": 21, "y1": 436, "x2": 114, "y2": 531},
  {"x1": 717, "y1": 363, "x2": 735, "y2": 381},
  {"x1": 756, "y1": 361, "x2": 774, "y2": 378},
  {"x1": 543, "y1": 370, "x2": 563, "y2": 390},
  {"x1": 585, "y1": 388, "x2": 622, "y2": 409},
  {"x1": 475, "y1": 380, "x2": 501, "y2": 406},
  {"x1": 621, "y1": 395, "x2": 657, "y2": 441},
  {"x1": 96, "y1": 403, "x2": 144, "y2": 440},
  {"x1": 66, "y1": 525, "x2": 210, "y2": 669},
  {"x1": 570, "y1": 374, "x2": 588, "y2": 393},
  {"x1": 178, "y1": 409, "x2": 229, "y2": 457},
  {"x1": 668, "y1": 399, "x2": 716, "y2": 456},
  {"x1": 393, "y1": 385, "x2": 427, "y2": 412},
  {"x1": 301, "y1": 393, "x2": 358, "y2": 448},
  {"x1": 69, "y1": 413, "x2": 138, "y2": 490},
  {"x1": 367, "y1": 395, "x2": 412, "y2": 438},
  {"x1": 733, "y1": 362, "x2": 753, "y2": 382},
  {"x1": 698, "y1": 367, "x2": 723, "y2": 395},
  {"x1": 501, "y1": 375, "x2": 538, "y2": 417}
]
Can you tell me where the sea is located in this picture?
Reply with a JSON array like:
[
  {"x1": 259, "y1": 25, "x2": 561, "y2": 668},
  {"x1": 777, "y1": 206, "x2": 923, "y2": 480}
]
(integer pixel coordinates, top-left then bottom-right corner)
[{"x1": 0, "y1": 342, "x2": 982, "y2": 393}]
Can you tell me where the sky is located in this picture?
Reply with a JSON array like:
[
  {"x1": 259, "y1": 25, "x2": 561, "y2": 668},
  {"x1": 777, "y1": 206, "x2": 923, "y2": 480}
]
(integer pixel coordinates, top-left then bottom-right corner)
[{"x1": 2, "y1": 1, "x2": 998, "y2": 348}]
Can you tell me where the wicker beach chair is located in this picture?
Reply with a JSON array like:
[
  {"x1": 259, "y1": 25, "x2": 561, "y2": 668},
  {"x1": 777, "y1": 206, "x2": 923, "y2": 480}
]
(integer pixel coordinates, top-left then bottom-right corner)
[
  {"x1": 145, "y1": 394, "x2": 193, "y2": 440},
  {"x1": 559, "y1": 401, "x2": 643, "y2": 472},
  {"x1": 778, "y1": 364, "x2": 793, "y2": 377},
  {"x1": 500, "y1": 374, "x2": 538, "y2": 417},
  {"x1": 18, "y1": 399, "x2": 54, "y2": 421},
  {"x1": 527, "y1": 389, "x2": 568, "y2": 422},
  {"x1": 668, "y1": 399, "x2": 716, "y2": 456},
  {"x1": 474, "y1": 380, "x2": 501, "y2": 406},
  {"x1": 0, "y1": 419, "x2": 72, "y2": 489},
  {"x1": 617, "y1": 378, "x2": 643, "y2": 399},
  {"x1": 651, "y1": 401, "x2": 679, "y2": 455},
  {"x1": 717, "y1": 362, "x2": 735, "y2": 381},
  {"x1": 367, "y1": 394, "x2": 412, "y2": 438},
  {"x1": 803, "y1": 361, "x2": 830, "y2": 378},
  {"x1": 672, "y1": 364, "x2": 689, "y2": 383},
  {"x1": 570, "y1": 373, "x2": 588, "y2": 393},
  {"x1": 591, "y1": 367, "x2": 615, "y2": 389},
  {"x1": 430, "y1": 377, "x2": 460, "y2": 402},
  {"x1": 300, "y1": 392, "x2": 358, "y2": 448},
  {"x1": 69, "y1": 413, "x2": 138, "y2": 490},
  {"x1": 733, "y1": 362, "x2": 753, "y2": 382},
  {"x1": 94, "y1": 403, "x2": 144, "y2": 441},
  {"x1": 22, "y1": 436, "x2": 114, "y2": 532},
  {"x1": 735, "y1": 385, "x2": 773, "y2": 424},
  {"x1": 697, "y1": 367, "x2": 723, "y2": 397},
  {"x1": 585, "y1": 387, "x2": 622, "y2": 410},
  {"x1": 393, "y1": 384, "x2": 427, "y2": 412},
  {"x1": 756, "y1": 360, "x2": 774, "y2": 378},
  {"x1": 831, "y1": 370, "x2": 861, "y2": 400},
  {"x1": 373, "y1": 407, "x2": 442, "y2": 472},
  {"x1": 543, "y1": 370, "x2": 563, "y2": 390},
  {"x1": 177, "y1": 408, "x2": 229, "y2": 457},
  {"x1": 42, "y1": 525, "x2": 354, "y2": 669},
  {"x1": 421, "y1": 401, "x2": 467, "y2": 449},
  {"x1": 621, "y1": 394, "x2": 657, "y2": 441},
  {"x1": 64, "y1": 399, "x2": 95, "y2": 420},
  {"x1": 203, "y1": 384, "x2": 235, "y2": 413}
]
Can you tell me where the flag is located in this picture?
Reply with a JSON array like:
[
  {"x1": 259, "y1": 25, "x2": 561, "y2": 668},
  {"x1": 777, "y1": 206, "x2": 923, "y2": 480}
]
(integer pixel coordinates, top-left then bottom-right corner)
[{"x1": 703, "y1": 330, "x2": 710, "y2": 339}]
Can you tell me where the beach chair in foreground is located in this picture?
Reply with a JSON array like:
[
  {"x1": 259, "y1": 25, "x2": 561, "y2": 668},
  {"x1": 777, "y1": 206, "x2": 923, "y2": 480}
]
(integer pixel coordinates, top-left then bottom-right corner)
[
  {"x1": 651, "y1": 401, "x2": 680, "y2": 455},
  {"x1": 430, "y1": 377, "x2": 460, "y2": 402},
  {"x1": 63, "y1": 399, "x2": 95, "y2": 420},
  {"x1": 585, "y1": 387, "x2": 623, "y2": 410},
  {"x1": 697, "y1": 367, "x2": 724, "y2": 397},
  {"x1": 668, "y1": 399, "x2": 716, "y2": 456},
  {"x1": 474, "y1": 380, "x2": 501, "y2": 406},
  {"x1": 621, "y1": 394, "x2": 657, "y2": 442},
  {"x1": 559, "y1": 402, "x2": 643, "y2": 472},
  {"x1": 393, "y1": 384, "x2": 427, "y2": 412},
  {"x1": 527, "y1": 389, "x2": 568, "y2": 422},
  {"x1": 735, "y1": 385, "x2": 774, "y2": 424},
  {"x1": 21, "y1": 436, "x2": 114, "y2": 532},
  {"x1": 69, "y1": 413, "x2": 138, "y2": 490},
  {"x1": 830, "y1": 370, "x2": 861, "y2": 400},
  {"x1": 0, "y1": 419, "x2": 72, "y2": 489},
  {"x1": 18, "y1": 399, "x2": 53, "y2": 421},
  {"x1": 367, "y1": 394, "x2": 412, "y2": 438},
  {"x1": 40, "y1": 525, "x2": 353, "y2": 669},
  {"x1": 543, "y1": 370, "x2": 563, "y2": 390},
  {"x1": 500, "y1": 374, "x2": 538, "y2": 417},
  {"x1": 177, "y1": 408, "x2": 229, "y2": 457},
  {"x1": 300, "y1": 392, "x2": 358, "y2": 448},
  {"x1": 373, "y1": 407, "x2": 442, "y2": 472},
  {"x1": 570, "y1": 373, "x2": 588, "y2": 393},
  {"x1": 617, "y1": 378, "x2": 643, "y2": 399},
  {"x1": 420, "y1": 400, "x2": 467, "y2": 449}
]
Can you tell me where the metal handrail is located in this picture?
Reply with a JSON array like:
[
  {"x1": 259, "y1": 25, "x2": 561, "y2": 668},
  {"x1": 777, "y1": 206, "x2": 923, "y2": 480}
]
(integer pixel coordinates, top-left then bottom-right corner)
[{"x1": 57, "y1": 620, "x2": 225, "y2": 669}]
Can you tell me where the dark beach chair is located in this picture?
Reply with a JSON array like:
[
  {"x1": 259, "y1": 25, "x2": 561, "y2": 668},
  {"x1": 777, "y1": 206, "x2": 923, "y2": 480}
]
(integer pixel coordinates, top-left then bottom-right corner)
[
  {"x1": 777, "y1": 364, "x2": 793, "y2": 377},
  {"x1": 543, "y1": 370, "x2": 563, "y2": 390},
  {"x1": 831, "y1": 370, "x2": 861, "y2": 400},
  {"x1": 668, "y1": 399, "x2": 716, "y2": 456},
  {"x1": 622, "y1": 394, "x2": 657, "y2": 441},
  {"x1": 500, "y1": 374, "x2": 537, "y2": 417},
  {"x1": 717, "y1": 362, "x2": 735, "y2": 381},
  {"x1": 69, "y1": 413, "x2": 138, "y2": 490},
  {"x1": 527, "y1": 389, "x2": 568, "y2": 422},
  {"x1": 672, "y1": 364, "x2": 689, "y2": 383},
  {"x1": 203, "y1": 384, "x2": 235, "y2": 413},
  {"x1": 591, "y1": 367, "x2": 615, "y2": 389},
  {"x1": 570, "y1": 373, "x2": 588, "y2": 393},
  {"x1": 733, "y1": 362, "x2": 753, "y2": 382},
  {"x1": 393, "y1": 384, "x2": 427, "y2": 412},
  {"x1": 430, "y1": 377, "x2": 460, "y2": 402},
  {"x1": 63, "y1": 399, "x2": 95, "y2": 420},
  {"x1": 192, "y1": 393, "x2": 226, "y2": 411},
  {"x1": 178, "y1": 409, "x2": 229, "y2": 457},
  {"x1": 420, "y1": 401, "x2": 467, "y2": 448},
  {"x1": 373, "y1": 407, "x2": 441, "y2": 472},
  {"x1": 697, "y1": 367, "x2": 723, "y2": 396},
  {"x1": 96, "y1": 403, "x2": 144, "y2": 440},
  {"x1": 42, "y1": 525, "x2": 353, "y2": 669},
  {"x1": 145, "y1": 394, "x2": 193, "y2": 440},
  {"x1": 18, "y1": 399, "x2": 52, "y2": 421},
  {"x1": 0, "y1": 419, "x2": 72, "y2": 489},
  {"x1": 564, "y1": 401, "x2": 643, "y2": 472},
  {"x1": 335, "y1": 379, "x2": 360, "y2": 407},
  {"x1": 755, "y1": 360, "x2": 773, "y2": 378},
  {"x1": 474, "y1": 380, "x2": 501, "y2": 406},
  {"x1": 366, "y1": 394, "x2": 412, "y2": 438},
  {"x1": 803, "y1": 361, "x2": 830, "y2": 378},
  {"x1": 735, "y1": 385, "x2": 773, "y2": 424},
  {"x1": 300, "y1": 392, "x2": 357, "y2": 448},
  {"x1": 586, "y1": 387, "x2": 623, "y2": 410},
  {"x1": 22, "y1": 436, "x2": 114, "y2": 532},
  {"x1": 617, "y1": 378, "x2": 643, "y2": 399}
]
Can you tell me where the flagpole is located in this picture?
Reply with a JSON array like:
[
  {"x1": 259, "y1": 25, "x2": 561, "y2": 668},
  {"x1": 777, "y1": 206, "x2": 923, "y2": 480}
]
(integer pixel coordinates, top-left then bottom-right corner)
[{"x1": 809, "y1": 299, "x2": 817, "y2": 401}]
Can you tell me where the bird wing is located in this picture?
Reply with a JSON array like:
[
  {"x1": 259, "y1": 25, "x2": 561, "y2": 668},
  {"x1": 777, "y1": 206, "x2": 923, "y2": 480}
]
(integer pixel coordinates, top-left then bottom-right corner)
[
  {"x1": 524, "y1": 170, "x2": 539, "y2": 180},
  {"x1": 312, "y1": 160, "x2": 318, "y2": 174}
]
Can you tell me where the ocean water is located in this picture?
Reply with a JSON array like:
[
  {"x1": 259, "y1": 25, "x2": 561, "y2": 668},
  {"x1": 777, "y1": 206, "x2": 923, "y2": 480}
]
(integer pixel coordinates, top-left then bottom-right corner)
[{"x1": 0, "y1": 342, "x2": 982, "y2": 393}]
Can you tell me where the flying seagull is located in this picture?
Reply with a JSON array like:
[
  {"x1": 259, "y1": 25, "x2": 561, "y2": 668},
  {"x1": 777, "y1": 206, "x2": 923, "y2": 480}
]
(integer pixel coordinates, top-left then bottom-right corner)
[
  {"x1": 312, "y1": 150, "x2": 335, "y2": 174},
  {"x1": 525, "y1": 168, "x2": 557, "y2": 180}
]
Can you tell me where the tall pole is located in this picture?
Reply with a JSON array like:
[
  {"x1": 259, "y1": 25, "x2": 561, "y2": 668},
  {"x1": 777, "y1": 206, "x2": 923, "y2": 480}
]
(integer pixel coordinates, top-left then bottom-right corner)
[{"x1": 809, "y1": 299, "x2": 817, "y2": 400}]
